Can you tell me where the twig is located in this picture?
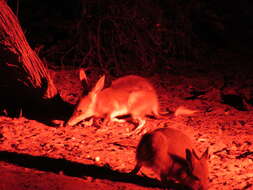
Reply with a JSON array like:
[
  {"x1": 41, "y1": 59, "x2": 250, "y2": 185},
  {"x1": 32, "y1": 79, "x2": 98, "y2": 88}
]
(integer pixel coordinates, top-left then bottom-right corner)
[{"x1": 236, "y1": 151, "x2": 253, "y2": 159}]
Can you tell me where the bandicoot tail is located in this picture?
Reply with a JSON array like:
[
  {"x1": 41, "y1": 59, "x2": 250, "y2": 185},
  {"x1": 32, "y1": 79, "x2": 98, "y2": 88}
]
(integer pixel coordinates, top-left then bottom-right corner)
[
  {"x1": 174, "y1": 106, "x2": 198, "y2": 117},
  {"x1": 156, "y1": 106, "x2": 198, "y2": 119}
]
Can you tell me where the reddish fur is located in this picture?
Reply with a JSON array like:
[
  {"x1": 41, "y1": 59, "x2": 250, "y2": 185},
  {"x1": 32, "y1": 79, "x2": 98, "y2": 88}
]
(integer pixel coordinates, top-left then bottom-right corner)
[
  {"x1": 132, "y1": 127, "x2": 209, "y2": 190},
  {"x1": 66, "y1": 71, "x2": 159, "y2": 128}
]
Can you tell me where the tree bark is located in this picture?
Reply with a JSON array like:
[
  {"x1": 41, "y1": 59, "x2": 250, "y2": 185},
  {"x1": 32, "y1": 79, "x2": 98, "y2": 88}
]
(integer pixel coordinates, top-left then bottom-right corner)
[
  {"x1": 0, "y1": 0, "x2": 57, "y2": 98},
  {"x1": 0, "y1": 1, "x2": 71, "y2": 121}
]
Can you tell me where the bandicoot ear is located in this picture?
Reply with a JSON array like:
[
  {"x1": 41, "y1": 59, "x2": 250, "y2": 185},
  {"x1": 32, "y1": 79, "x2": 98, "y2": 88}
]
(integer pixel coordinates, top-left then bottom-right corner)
[
  {"x1": 192, "y1": 149, "x2": 200, "y2": 160},
  {"x1": 92, "y1": 75, "x2": 106, "y2": 94},
  {"x1": 79, "y1": 68, "x2": 88, "y2": 82},
  {"x1": 79, "y1": 68, "x2": 90, "y2": 94},
  {"x1": 185, "y1": 149, "x2": 199, "y2": 180},
  {"x1": 201, "y1": 148, "x2": 209, "y2": 159}
]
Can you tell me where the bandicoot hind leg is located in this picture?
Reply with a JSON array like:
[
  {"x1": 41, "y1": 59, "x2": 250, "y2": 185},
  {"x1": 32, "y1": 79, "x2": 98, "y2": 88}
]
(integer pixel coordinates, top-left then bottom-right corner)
[
  {"x1": 136, "y1": 121, "x2": 146, "y2": 134},
  {"x1": 132, "y1": 116, "x2": 146, "y2": 134}
]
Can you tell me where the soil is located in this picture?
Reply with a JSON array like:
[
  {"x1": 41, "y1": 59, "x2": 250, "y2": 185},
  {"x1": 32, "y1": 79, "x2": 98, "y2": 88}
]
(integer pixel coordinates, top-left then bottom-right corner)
[{"x1": 0, "y1": 58, "x2": 253, "y2": 190}]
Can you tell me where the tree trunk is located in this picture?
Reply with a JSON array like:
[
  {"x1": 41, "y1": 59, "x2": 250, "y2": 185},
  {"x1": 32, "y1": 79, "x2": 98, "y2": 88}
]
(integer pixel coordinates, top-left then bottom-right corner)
[
  {"x1": 0, "y1": 0, "x2": 57, "y2": 98},
  {"x1": 0, "y1": 1, "x2": 71, "y2": 121}
]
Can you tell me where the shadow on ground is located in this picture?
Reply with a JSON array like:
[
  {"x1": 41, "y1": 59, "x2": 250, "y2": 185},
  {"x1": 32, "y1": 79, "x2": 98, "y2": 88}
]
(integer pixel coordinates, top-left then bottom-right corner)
[{"x1": 0, "y1": 151, "x2": 191, "y2": 189}]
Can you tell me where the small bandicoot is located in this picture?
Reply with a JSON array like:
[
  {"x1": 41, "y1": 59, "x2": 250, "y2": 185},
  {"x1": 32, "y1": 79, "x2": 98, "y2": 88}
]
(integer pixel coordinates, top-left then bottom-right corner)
[
  {"x1": 131, "y1": 127, "x2": 209, "y2": 190},
  {"x1": 65, "y1": 69, "x2": 159, "y2": 132}
]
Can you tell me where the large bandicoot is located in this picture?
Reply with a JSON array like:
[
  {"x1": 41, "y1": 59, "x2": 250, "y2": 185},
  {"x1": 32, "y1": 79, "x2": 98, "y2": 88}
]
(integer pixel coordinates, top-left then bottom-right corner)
[
  {"x1": 65, "y1": 69, "x2": 160, "y2": 131},
  {"x1": 131, "y1": 127, "x2": 209, "y2": 190}
]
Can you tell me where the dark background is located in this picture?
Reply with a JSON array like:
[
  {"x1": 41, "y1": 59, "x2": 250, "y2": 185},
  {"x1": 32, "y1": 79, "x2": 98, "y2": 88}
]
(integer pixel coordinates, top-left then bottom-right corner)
[{"x1": 7, "y1": 0, "x2": 253, "y2": 76}]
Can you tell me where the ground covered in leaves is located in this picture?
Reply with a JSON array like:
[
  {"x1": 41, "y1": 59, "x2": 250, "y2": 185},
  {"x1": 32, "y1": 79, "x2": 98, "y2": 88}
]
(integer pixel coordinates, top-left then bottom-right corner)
[{"x1": 0, "y1": 60, "x2": 253, "y2": 190}]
